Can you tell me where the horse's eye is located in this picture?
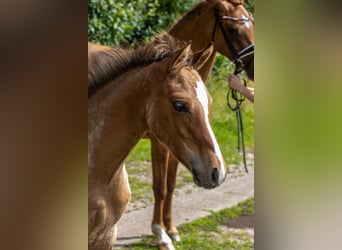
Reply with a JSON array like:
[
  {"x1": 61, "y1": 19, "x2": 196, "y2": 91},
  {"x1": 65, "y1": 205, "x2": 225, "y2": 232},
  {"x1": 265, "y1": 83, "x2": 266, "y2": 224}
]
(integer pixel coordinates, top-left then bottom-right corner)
[
  {"x1": 228, "y1": 28, "x2": 239, "y2": 35},
  {"x1": 172, "y1": 101, "x2": 188, "y2": 112}
]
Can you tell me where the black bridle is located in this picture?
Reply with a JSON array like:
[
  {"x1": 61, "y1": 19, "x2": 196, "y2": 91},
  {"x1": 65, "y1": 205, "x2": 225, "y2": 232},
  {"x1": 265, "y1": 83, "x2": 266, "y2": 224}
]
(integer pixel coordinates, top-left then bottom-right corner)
[
  {"x1": 211, "y1": 8, "x2": 254, "y2": 173},
  {"x1": 211, "y1": 8, "x2": 254, "y2": 74}
]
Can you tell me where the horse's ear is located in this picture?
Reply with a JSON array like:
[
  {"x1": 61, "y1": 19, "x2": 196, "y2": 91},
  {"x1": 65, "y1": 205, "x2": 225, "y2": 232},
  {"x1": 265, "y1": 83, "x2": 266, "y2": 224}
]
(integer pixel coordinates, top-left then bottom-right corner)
[
  {"x1": 192, "y1": 43, "x2": 214, "y2": 71},
  {"x1": 168, "y1": 42, "x2": 192, "y2": 72}
]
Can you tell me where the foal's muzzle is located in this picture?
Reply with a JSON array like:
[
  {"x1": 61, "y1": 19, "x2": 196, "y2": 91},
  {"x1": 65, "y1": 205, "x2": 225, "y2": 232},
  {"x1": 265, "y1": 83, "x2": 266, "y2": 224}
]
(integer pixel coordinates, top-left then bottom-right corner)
[{"x1": 192, "y1": 167, "x2": 224, "y2": 189}]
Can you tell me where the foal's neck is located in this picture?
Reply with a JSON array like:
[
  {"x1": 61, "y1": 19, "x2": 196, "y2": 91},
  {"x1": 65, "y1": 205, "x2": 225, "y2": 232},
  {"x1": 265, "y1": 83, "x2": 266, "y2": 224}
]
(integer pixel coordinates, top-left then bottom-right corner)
[{"x1": 88, "y1": 66, "x2": 158, "y2": 183}]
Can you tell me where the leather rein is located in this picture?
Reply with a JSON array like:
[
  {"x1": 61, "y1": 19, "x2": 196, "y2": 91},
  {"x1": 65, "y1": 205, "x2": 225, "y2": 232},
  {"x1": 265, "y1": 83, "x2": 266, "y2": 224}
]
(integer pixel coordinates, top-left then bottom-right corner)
[{"x1": 211, "y1": 8, "x2": 254, "y2": 173}]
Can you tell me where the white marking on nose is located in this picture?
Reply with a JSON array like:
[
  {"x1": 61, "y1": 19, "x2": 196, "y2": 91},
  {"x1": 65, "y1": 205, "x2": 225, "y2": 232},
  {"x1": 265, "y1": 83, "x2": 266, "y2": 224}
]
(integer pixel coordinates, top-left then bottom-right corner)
[
  {"x1": 195, "y1": 80, "x2": 226, "y2": 181},
  {"x1": 242, "y1": 14, "x2": 250, "y2": 29}
]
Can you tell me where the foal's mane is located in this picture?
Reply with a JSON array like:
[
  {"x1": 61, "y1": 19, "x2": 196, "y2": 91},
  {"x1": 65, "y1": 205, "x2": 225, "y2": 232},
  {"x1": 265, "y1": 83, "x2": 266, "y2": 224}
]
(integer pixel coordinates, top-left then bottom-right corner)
[{"x1": 88, "y1": 34, "x2": 185, "y2": 98}]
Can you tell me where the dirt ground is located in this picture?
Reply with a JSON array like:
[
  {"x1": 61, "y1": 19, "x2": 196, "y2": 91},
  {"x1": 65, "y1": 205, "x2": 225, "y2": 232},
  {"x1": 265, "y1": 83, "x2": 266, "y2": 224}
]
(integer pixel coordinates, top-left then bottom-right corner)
[{"x1": 114, "y1": 153, "x2": 254, "y2": 248}]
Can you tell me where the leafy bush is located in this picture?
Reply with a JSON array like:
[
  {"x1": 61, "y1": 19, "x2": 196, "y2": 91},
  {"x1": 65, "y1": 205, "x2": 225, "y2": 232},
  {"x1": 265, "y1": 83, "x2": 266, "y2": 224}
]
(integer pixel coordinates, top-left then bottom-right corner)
[
  {"x1": 88, "y1": 0, "x2": 197, "y2": 46},
  {"x1": 245, "y1": 0, "x2": 254, "y2": 12}
]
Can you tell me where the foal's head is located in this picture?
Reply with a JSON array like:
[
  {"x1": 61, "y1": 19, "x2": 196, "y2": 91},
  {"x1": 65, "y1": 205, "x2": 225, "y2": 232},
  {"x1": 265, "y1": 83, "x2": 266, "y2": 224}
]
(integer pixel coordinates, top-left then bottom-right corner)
[
  {"x1": 148, "y1": 42, "x2": 226, "y2": 189},
  {"x1": 213, "y1": 0, "x2": 254, "y2": 79}
]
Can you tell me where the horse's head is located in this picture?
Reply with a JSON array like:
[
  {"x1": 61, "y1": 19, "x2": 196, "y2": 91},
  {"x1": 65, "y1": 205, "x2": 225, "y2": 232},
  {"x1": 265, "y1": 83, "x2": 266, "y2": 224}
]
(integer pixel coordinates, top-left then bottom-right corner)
[
  {"x1": 213, "y1": 0, "x2": 254, "y2": 80},
  {"x1": 147, "y1": 43, "x2": 226, "y2": 189}
]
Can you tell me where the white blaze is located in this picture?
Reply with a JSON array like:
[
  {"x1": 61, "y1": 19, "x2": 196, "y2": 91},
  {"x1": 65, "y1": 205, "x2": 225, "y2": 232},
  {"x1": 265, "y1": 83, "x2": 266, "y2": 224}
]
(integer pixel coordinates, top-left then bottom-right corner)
[{"x1": 195, "y1": 80, "x2": 226, "y2": 181}]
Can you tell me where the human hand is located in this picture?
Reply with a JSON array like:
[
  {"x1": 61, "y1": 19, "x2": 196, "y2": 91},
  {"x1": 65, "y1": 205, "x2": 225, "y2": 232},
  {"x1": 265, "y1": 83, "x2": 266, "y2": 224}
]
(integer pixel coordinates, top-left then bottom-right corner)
[{"x1": 228, "y1": 74, "x2": 243, "y2": 91}]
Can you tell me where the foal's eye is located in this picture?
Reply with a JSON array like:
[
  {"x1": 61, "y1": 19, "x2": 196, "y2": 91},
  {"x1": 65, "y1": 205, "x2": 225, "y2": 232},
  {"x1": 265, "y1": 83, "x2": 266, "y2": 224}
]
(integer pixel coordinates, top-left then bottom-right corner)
[{"x1": 172, "y1": 101, "x2": 188, "y2": 113}]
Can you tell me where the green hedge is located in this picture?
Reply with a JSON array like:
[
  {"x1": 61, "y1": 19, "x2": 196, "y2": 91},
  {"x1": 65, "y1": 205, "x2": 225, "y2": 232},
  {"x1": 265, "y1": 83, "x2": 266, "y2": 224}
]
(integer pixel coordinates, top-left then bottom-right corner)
[
  {"x1": 88, "y1": 0, "x2": 254, "y2": 46},
  {"x1": 245, "y1": 0, "x2": 254, "y2": 12},
  {"x1": 88, "y1": 0, "x2": 197, "y2": 46}
]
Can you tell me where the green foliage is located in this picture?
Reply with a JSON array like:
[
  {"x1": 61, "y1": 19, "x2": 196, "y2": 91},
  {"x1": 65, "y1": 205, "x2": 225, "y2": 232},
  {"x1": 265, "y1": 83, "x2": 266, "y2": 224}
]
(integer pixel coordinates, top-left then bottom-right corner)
[
  {"x1": 88, "y1": 0, "x2": 197, "y2": 46},
  {"x1": 245, "y1": 0, "x2": 254, "y2": 13}
]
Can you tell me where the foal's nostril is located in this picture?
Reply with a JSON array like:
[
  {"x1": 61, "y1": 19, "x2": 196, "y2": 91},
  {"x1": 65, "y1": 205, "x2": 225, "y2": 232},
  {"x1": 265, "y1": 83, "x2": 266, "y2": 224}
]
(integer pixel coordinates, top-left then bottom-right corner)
[{"x1": 211, "y1": 168, "x2": 219, "y2": 184}]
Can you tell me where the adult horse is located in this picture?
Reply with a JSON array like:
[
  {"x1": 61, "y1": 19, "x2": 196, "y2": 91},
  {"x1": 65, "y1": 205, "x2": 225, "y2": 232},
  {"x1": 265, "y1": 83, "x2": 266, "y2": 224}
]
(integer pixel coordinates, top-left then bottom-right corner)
[
  {"x1": 88, "y1": 34, "x2": 226, "y2": 250},
  {"x1": 149, "y1": 0, "x2": 254, "y2": 248}
]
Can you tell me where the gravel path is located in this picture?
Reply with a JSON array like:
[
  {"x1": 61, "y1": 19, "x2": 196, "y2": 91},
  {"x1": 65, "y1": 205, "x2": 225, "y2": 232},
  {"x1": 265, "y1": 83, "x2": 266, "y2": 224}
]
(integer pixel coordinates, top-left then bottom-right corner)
[{"x1": 114, "y1": 153, "x2": 254, "y2": 248}]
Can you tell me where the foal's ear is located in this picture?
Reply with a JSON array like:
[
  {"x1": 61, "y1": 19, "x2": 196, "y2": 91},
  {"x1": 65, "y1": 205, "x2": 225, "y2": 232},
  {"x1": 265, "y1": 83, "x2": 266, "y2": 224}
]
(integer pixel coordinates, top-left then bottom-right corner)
[
  {"x1": 192, "y1": 43, "x2": 214, "y2": 71},
  {"x1": 168, "y1": 42, "x2": 192, "y2": 73}
]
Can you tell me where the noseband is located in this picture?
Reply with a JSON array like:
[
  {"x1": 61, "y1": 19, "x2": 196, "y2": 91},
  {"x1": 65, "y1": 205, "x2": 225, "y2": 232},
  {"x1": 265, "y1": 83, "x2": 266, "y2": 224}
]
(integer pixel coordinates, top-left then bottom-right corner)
[{"x1": 211, "y1": 8, "x2": 254, "y2": 75}]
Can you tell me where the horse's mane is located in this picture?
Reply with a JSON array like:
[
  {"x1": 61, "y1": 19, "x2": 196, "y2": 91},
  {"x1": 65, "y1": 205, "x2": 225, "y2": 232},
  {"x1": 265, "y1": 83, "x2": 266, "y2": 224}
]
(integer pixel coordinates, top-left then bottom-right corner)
[{"x1": 88, "y1": 33, "x2": 186, "y2": 98}]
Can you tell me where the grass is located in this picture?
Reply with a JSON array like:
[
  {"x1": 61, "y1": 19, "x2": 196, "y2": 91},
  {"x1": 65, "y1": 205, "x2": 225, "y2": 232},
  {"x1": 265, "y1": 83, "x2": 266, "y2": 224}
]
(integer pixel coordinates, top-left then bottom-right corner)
[
  {"x1": 127, "y1": 176, "x2": 152, "y2": 203},
  {"x1": 126, "y1": 162, "x2": 196, "y2": 202},
  {"x1": 120, "y1": 198, "x2": 254, "y2": 249},
  {"x1": 126, "y1": 139, "x2": 152, "y2": 162}
]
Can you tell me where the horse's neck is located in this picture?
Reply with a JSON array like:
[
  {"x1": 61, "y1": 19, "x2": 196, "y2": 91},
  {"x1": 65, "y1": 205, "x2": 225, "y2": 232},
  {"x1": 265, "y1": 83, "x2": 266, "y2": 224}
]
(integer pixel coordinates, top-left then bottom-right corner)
[
  {"x1": 169, "y1": 5, "x2": 217, "y2": 82},
  {"x1": 88, "y1": 68, "x2": 155, "y2": 182}
]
